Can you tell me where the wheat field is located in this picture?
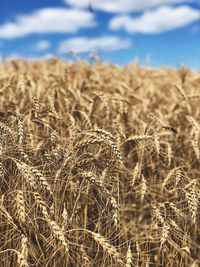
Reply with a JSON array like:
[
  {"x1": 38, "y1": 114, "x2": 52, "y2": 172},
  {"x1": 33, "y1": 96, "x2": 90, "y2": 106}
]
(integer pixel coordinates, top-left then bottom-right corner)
[{"x1": 0, "y1": 59, "x2": 199, "y2": 267}]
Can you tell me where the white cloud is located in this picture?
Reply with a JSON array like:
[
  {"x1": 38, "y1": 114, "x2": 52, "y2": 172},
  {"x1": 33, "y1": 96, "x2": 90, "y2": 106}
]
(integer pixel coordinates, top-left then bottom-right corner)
[
  {"x1": 33, "y1": 40, "x2": 51, "y2": 51},
  {"x1": 0, "y1": 8, "x2": 96, "y2": 39},
  {"x1": 6, "y1": 53, "x2": 56, "y2": 61},
  {"x1": 109, "y1": 5, "x2": 200, "y2": 33},
  {"x1": 6, "y1": 53, "x2": 21, "y2": 60},
  {"x1": 58, "y1": 35, "x2": 132, "y2": 53},
  {"x1": 30, "y1": 53, "x2": 55, "y2": 60},
  {"x1": 65, "y1": 0, "x2": 194, "y2": 13}
]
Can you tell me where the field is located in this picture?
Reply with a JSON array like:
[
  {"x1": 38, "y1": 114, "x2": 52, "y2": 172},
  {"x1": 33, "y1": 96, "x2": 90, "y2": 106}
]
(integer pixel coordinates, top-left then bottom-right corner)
[{"x1": 0, "y1": 59, "x2": 199, "y2": 266}]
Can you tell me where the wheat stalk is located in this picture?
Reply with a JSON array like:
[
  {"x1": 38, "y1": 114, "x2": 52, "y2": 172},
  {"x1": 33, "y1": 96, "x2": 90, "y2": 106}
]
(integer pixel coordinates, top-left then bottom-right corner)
[
  {"x1": 91, "y1": 232, "x2": 124, "y2": 265},
  {"x1": 15, "y1": 190, "x2": 26, "y2": 225},
  {"x1": 185, "y1": 184, "x2": 199, "y2": 224},
  {"x1": 17, "y1": 234, "x2": 29, "y2": 267},
  {"x1": 126, "y1": 243, "x2": 132, "y2": 267}
]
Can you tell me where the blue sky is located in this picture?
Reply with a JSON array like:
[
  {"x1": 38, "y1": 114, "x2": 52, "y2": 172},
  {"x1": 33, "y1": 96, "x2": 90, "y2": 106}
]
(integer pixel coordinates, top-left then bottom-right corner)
[{"x1": 0, "y1": 0, "x2": 200, "y2": 68}]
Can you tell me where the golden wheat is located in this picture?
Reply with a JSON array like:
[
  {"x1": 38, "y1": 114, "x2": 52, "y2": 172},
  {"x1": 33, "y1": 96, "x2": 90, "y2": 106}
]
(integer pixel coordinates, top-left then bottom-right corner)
[{"x1": 0, "y1": 60, "x2": 199, "y2": 267}]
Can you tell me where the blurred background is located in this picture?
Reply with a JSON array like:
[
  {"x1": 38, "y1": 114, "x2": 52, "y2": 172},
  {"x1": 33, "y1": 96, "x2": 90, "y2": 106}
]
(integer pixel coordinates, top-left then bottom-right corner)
[{"x1": 0, "y1": 0, "x2": 200, "y2": 69}]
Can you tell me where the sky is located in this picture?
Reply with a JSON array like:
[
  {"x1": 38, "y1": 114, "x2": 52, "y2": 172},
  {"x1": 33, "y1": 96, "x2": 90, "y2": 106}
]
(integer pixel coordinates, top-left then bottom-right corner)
[{"x1": 0, "y1": 0, "x2": 200, "y2": 68}]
